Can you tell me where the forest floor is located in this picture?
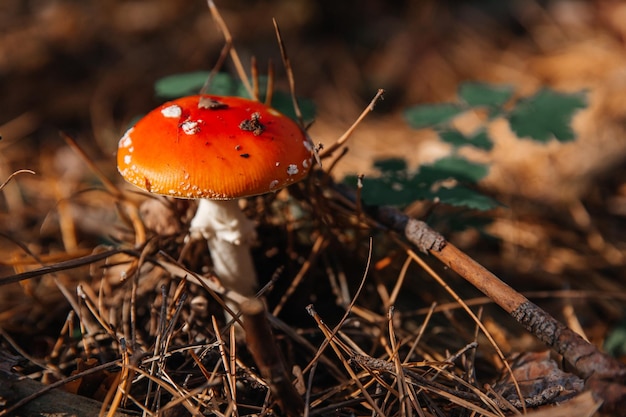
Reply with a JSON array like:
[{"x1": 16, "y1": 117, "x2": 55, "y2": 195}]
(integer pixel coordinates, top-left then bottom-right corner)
[{"x1": 2, "y1": 1, "x2": 626, "y2": 416}]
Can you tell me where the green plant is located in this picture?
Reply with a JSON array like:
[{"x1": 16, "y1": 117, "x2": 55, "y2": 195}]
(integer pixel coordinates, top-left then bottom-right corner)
[
  {"x1": 154, "y1": 71, "x2": 316, "y2": 123},
  {"x1": 347, "y1": 82, "x2": 586, "y2": 211}
]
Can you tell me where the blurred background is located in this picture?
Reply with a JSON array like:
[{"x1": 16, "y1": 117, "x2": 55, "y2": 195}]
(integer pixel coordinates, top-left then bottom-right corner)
[
  {"x1": 3, "y1": 0, "x2": 626, "y2": 185},
  {"x1": 3, "y1": 0, "x2": 626, "y2": 355}
]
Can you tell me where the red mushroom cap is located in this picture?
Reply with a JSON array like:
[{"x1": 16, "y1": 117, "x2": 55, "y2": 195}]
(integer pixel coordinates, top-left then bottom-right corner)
[{"x1": 117, "y1": 95, "x2": 313, "y2": 199}]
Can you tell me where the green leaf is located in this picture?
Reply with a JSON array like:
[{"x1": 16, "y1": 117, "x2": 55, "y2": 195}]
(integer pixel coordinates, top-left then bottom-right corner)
[
  {"x1": 404, "y1": 103, "x2": 463, "y2": 129},
  {"x1": 458, "y1": 82, "x2": 513, "y2": 108},
  {"x1": 207, "y1": 73, "x2": 246, "y2": 96},
  {"x1": 434, "y1": 186, "x2": 500, "y2": 210},
  {"x1": 604, "y1": 320, "x2": 626, "y2": 357},
  {"x1": 155, "y1": 71, "x2": 209, "y2": 98},
  {"x1": 155, "y1": 72, "x2": 244, "y2": 99},
  {"x1": 343, "y1": 156, "x2": 495, "y2": 210},
  {"x1": 426, "y1": 156, "x2": 489, "y2": 183},
  {"x1": 344, "y1": 175, "x2": 428, "y2": 207},
  {"x1": 154, "y1": 72, "x2": 315, "y2": 122},
  {"x1": 373, "y1": 158, "x2": 408, "y2": 174},
  {"x1": 507, "y1": 89, "x2": 586, "y2": 142},
  {"x1": 439, "y1": 130, "x2": 468, "y2": 147},
  {"x1": 269, "y1": 91, "x2": 316, "y2": 123},
  {"x1": 439, "y1": 129, "x2": 494, "y2": 151},
  {"x1": 469, "y1": 130, "x2": 493, "y2": 150}
]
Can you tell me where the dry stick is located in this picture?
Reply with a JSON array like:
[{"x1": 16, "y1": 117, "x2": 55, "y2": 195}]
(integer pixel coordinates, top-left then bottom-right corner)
[
  {"x1": 241, "y1": 298, "x2": 304, "y2": 416},
  {"x1": 272, "y1": 18, "x2": 304, "y2": 127},
  {"x1": 387, "y1": 255, "x2": 412, "y2": 309},
  {"x1": 319, "y1": 89, "x2": 385, "y2": 159},
  {"x1": 306, "y1": 305, "x2": 387, "y2": 417},
  {"x1": 264, "y1": 60, "x2": 275, "y2": 107},
  {"x1": 403, "y1": 302, "x2": 437, "y2": 365},
  {"x1": 158, "y1": 257, "x2": 247, "y2": 326},
  {"x1": 206, "y1": 0, "x2": 254, "y2": 100},
  {"x1": 212, "y1": 316, "x2": 239, "y2": 417},
  {"x1": 361, "y1": 200, "x2": 626, "y2": 382},
  {"x1": 199, "y1": 17, "x2": 231, "y2": 95},
  {"x1": 0, "y1": 362, "x2": 132, "y2": 417},
  {"x1": 391, "y1": 240, "x2": 527, "y2": 413},
  {"x1": 352, "y1": 354, "x2": 502, "y2": 417},
  {"x1": 271, "y1": 18, "x2": 321, "y2": 169},
  {"x1": 127, "y1": 364, "x2": 205, "y2": 416},
  {"x1": 387, "y1": 307, "x2": 412, "y2": 416},
  {"x1": 251, "y1": 56, "x2": 259, "y2": 100},
  {"x1": 229, "y1": 326, "x2": 237, "y2": 414}
]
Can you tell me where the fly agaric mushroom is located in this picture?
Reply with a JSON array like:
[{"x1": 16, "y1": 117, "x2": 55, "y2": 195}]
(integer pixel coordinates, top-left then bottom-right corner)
[{"x1": 117, "y1": 94, "x2": 313, "y2": 302}]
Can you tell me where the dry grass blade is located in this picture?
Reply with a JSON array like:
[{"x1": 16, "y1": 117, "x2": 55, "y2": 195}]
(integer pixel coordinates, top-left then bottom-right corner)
[
  {"x1": 127, "y1": 364, "x2": 206, "y2": 416},
  {"x1": 0, "y1": 169, "x2": 35, "y2": 191},
  {"x1": 386, "y1": 255, "x2": 412, "y2": 309},
  {"x1": 387, "y1": 307, "x2": 412, "y2": 415},
  {"x1": 353, "y1": 353, "x2": 504, "y2": 417},
  {"x1": 157, "y1": 256, "x2": 249, "y2": 324},
  {"x1": 200, "y1": 12, "x2": 234, "y2": 96},
  {"x1": 6, "y1": 1, "x2": 626, "y2": 416},
  {"x1": 272, "y1": 18, "x2": 303, "y2": 128},
  {"x1": 102, "y1": 341, "x2": 132, "y2": 417},
  {"x1": 319, "y1": 89, "x2": 385, "y2": 159},
  {"x1": 402, "y1": 302, "x2": 437, "y2": 364},
  {"x1": 212, "y1": 316, "x2": 239, "y2": 417},
  {"x1": 76, "y1": 284, "x2": 117, "y2": 340},
  {"x1": 60, "y1": 131, "x2": 121, "y2": 198},
  {"x1": 0, "y1": 248, "x2": 128, "y2": 286},
  {"x1": 306, "y1": 304, "x2": 387, "y2": 416},
  {"x1": 396, "y1": 238, "x2": 527, "y2": 413},
  {"x1": 206, "y1": 0, "x2": 254, "y2": 99},
  {"x1": 0, "y1": 359, "x2": 121, "y2": 417},
  {"x1": 302, "y1": 238, "x2": 373, "y2": 375},
  {"x1": 272, "y1": 234, "x2": 326, "y2": 316},
  {"x1": 264, "y1": 60, "x2": 275, "y2": 107}
]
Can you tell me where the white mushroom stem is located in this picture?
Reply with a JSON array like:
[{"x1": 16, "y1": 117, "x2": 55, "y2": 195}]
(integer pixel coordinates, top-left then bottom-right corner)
[{"x1": 189, "y1": 199, "x2": 258, "y2": 298}]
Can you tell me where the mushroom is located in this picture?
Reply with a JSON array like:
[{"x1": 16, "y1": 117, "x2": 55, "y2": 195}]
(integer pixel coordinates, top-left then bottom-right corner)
[{"x1": 117, "y1": 94, "x2": 313, "y2": 305}]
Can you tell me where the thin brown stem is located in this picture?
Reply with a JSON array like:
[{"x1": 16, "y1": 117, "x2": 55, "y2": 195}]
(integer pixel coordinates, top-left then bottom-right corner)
[
  {"x1": 272, "y1": 18, "x2": 303, "y2": 127},
  {"x1": 206, "y1": 0, "x2": 254, "y2": 100},
  {"x1": 319, "y1": 89, "x2": 385, "y2": 159},
  {"x1": 241, "y1": 299, "x2": 304, "y2": 416}
]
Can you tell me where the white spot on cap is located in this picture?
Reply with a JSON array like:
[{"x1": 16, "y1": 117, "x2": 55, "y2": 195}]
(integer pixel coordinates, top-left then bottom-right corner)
[
  {"x1": 161, "y1": 105, "x2": 182, "y2": 118},
  {"x1": 182, "y1": 120, "x2": 200, "y2": 135},
  {"x1": 168, "y1": 189, "x2": 177, "y2": 195},
  {"x1": 120, "y1": 128, "x2": 134, "y2": 148},
  {"x1": 269, "y1": 180, "x2": 279, "y2": 190},
  {"x1": 303, "y1": 139, "x2": 313, "y2": 152},
  {"x1": 287, "y1": 164, "x2": 299, "y2": 176},
  {"x1": 124, "y1": 155, "x2": 132, "y2": 165},
  {"x1": 302, "y1": 159, "x2": 309, "y2": 169},
  {"x1": 268, "y1": 108, "x2": 281, "y2": 117},
  {"x1": 275, "y1": 162, "x2": 280, "y2": 167}
]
